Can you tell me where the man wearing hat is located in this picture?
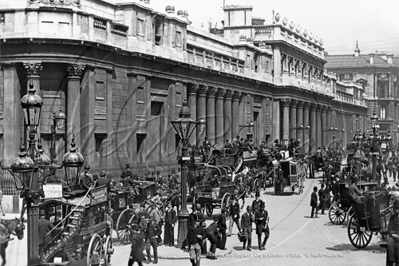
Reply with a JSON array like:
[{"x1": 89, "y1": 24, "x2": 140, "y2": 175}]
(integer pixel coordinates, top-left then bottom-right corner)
[
  {"x1": 254, "y1": 202, "x2": 269, "y2": 250},
  {"x1": 80, "y1": 165, "x2": 94, "y2": 191},
  {"x1": 145, "y1": 218, "x2": 161, "y2": 264},
  {"x1": 137, "y1": 203, "x2": 148, "y2": 238},
  {"x1": 228, "y1": 192, "x2": 241, "y2": 236},
  {"x1": 164, "y1": 202, "x2": 177, "y2": 246},
  {"x1": 128, "y1": 224, "x2": 145, "y2": 266},
  {"x1": 387, "y1": 199, "x2": 399, "y2": 266},
  {"x1": 185, "y1": 220, "x2": 205, "y2": 266},
  {"x1": 96, "y1": 170, "x2": 110, "y2": 189},
  {"x1": 241, "y1": 206, "x2": 254, "y2": 251},
  {"x1": 348, "y1": 177, "x2": 365, "y2": 224},
  {"x1": 252, "y1": 191, "x2": 263, "y2": 212},
  {"x1": 38, "y1": 209, "x2": 55, "y2": 256},
  {"x1": 205, "y1": 216, "x2": 219, "y2": 260}
]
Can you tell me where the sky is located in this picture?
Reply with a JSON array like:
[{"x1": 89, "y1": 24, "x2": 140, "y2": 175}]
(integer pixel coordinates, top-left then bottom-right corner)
[{"x1": 147, "y1": 0, "x2": 399, "y2": 55}]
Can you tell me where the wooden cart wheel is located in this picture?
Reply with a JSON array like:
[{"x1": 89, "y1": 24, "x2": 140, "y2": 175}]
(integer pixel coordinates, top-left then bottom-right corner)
[
  {"x1": 221, "y1": 193, "x2": 231, "y2": 216},
  {"x1": 346, "y1": 207, "x2": 354, "y2": 226},
  {"x1": 116, "y1": 208, "x2": 136, "y2": 245},
  {"x1": 347, "y1": 214, "x2": 372, "y2": 249},
  {"x1": 105, "y1": 235, "x2": 113, "y2": 265},
  {"x1": 87, "y1": 233, "x2": 103, "y2": 266},
  {"x1": 206, "y1": 203, "x2": 213, "y2": 217},
  {"x1": 328, "y1": 202, "x2": 346, "y2": 225}
]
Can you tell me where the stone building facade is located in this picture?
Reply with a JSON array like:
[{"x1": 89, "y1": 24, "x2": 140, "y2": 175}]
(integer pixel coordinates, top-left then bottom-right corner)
[
  {"x1": 0, "y1": 0, "x2": 367, "y2": 177},
  {"x1": 325, "y1": 43, "x2": 399, "y2": 142}
]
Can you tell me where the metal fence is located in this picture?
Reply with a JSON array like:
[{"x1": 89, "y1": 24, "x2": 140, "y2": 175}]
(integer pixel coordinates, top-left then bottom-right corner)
[{"x1": 0, "y1": 170, "x2": 20, "y2": 196}]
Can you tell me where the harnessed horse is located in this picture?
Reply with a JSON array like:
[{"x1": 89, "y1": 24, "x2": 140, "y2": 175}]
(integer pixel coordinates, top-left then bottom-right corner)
[{"x1": 0, "y1": 217, "x2": 25, "y2": 266}]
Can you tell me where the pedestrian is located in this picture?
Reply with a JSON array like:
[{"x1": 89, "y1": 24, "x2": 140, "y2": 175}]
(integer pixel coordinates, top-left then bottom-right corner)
[
  {"x1": 252, "y1": 191, "x2": 263, "y2": 211},
  {"x1": 128, "y1": 224, "x2": 145, "y2": 266},
  {"x1": 96, "y1": 170, "x2": 110, "y2": 189},
  {"x1": 254, "y1": 202, "x2": 269, "y2": 250},
  {"x1": 137, "y1": 203, "x2": 148, "y2": 238},
  {"x1": 386, "y1": 199, "x2": 399, "y2": 266},
  {"x1": 185, "y1": 220, "x2": 205, "y2": 266},
  {"x1": 241, "y1": 206, "x2": 254, "y2": 251},
  {"x1": 80, "y1": 165, "x2": 94, "y2": 191},
  {"x1": 310, "y1": 186, "x2": 318, "y2": 218},
  {"x1": 38, "y1": 209, "x2": 55, "y2": 256},
  {"x1": 164, "y1": 202, "x2": 177, "y2": 246},
  {"x1": 228, "y1": 192, "x2": 241, "y2": 236},
  {"x1": 145, "y1": 219, "x2": 160, "y2": 264},
  {"x1": 318, "y1": 183, "x2": 327, "y2": 214},
  {"x1": 217, "y1": 207, "x2": 227, "y2": 250},
  {"x1": 205, "y1": 216, "x2": 219, "y2": 260}
]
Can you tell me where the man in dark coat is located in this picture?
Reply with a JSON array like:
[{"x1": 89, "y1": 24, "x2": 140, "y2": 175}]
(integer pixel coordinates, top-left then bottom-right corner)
[
  {"x1": 206, "y1": 216, "x2": 219, "y2": 260},
  {"x1": 241, "y1": 206, "x2": 254, "y2": 251},
  {"x1": 185, "y1": 220, "x2": 205, "y2": 266},
  {"x1": 137, "y1": 203, "x2": 148, "y2": 238},
  {"x1": 217, "y1": 208, "x2": 227, "y2": 250},
  {"x1": 318, "y1": 183, "x2": 327, "y2": 214},
  {"x1": 386, "y1": 199, "x2": 399, "y2": 266},
  {"x1": 38, "y1": 210, "x2": 54, "y2": 256},
  {"x1": 228, "y1": 192, "x2": 241, "y2": 236},
  {"x1": 96, "y1": 170, "x2": 110, "y2": 189},
  {"x1": 129, "y1": 224, "x2": 145, "y2": 266},
  {"x1": 254, "y1": 202, "x2": 269, "y2": 250},
  {"x1": 252, "y1": 191, "x2": 263, "y2": 212},
  {"x1": 310, "y1": 186, "x2": 318, "y2": 218},
  {"x1": 164, "y1": 203, "x2": 177, "y2": 246},
  {"x1": 145, "y1": 219, "x2": 161, "y2": 264},
  {"x1": 80, "y1": 165, "x2": 94, "y2": 191}
]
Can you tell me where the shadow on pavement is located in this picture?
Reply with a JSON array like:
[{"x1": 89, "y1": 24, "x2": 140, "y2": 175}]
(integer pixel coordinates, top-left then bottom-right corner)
[
  {"x1": 263, "y1": 191, "x2": 295, "y2": 196},
  {"x1": 326, "y1": 243, "x2": 383, "y2": 252}
]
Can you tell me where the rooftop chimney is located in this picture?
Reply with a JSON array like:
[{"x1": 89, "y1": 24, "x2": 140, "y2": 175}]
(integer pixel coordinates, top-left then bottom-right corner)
[
  {"x1": 369, "y1": 53, "x2": 375, "y2": 65},
  {"x1": 165, "y1": 5, "x2": 175, "y2": 14},
  {"x1": 387, "y1": 53, "x2": 393, "y2": 64},
  {"x1": 354, "y1": 41, "x2": 360, "y2": 57}
]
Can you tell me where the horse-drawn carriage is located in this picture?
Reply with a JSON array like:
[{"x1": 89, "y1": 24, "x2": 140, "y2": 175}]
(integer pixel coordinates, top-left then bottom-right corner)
[
  {"x1": 328, "y1": 181, "x2": 379, "y2": 225},
  {"x1": 38, "y1": 185, "x2": 113, "y2": 266},
  {"x1": 273, "y1": 157, "x2": 304, "y2": 195}
]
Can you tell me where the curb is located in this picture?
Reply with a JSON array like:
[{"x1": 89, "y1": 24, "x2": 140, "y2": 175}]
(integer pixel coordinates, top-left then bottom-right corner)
[{"x1": 158, "y1": 248, "x2": 233, "y2": 260}]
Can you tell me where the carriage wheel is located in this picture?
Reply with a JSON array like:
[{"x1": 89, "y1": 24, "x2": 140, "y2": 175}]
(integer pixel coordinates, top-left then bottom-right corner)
[
  {"x1": 87, "y1": 233, "x2": 103, "y2": 266},
  {"x1": 346, "y1": 207, "x2": 354, "y2": 226},
  {"x1": 105, "y1": 235, "x2": 113, "y2": 265},
  {"x1": 347, "y1": 214, "x2": 372, "y2": 249},
  {"x1": 206, "y1": 203, "x2": 213, "y2": 217},
  {"x1": 328, "y1": 202, "x2": 346, "y2": 225},
  {"x1": 116, "y1": 208, "x2": 136, "y2": 245},
  {"x1": 221, "y1": 193, "x2": 231, "y2": 217}
]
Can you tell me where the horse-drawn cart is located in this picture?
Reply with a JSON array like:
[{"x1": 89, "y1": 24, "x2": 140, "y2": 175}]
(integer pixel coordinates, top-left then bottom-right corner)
[{"x1": 273, "y1": 158, "x2": 303, "y2": 195}]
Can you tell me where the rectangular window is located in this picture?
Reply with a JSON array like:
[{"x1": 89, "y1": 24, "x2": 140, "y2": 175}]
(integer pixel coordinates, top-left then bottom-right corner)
[
  {"x1": 380, "y1": 107, "x2": 386, "y2": 119},
  {"x1": 137, "y1": 18, "x2": 144, "y2": 36},
  {"x1": 95, "y1": 134, "x2": 107, "y2": 153},
  {"x1": 137, "y1": 134, "x2": 146, "y2": 154},
  {"x1": 175, "y1": 31, "x2": 182, "y2": 47},
  {"x1": 151, "y1": 101, "x2": 163, "y2": 116},
  {"x1": 154, "y1": 19, "x2": 162, "y2": 45},
  {"x1": 137, "y1": 87, "x2": 144, "y2": 103}
]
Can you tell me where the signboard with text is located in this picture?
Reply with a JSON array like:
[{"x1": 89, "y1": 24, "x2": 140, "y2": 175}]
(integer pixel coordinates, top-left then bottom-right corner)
[
  {"x1": 90, "y1": 187, "x2": 108, "y2": 205},
  {"x1": 43, "y1": 184, "x2": 63, "y2": 199}
]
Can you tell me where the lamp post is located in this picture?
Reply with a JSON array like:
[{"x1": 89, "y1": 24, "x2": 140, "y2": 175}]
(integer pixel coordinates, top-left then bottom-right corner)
[
  {"x1": 171, "y1": 101, "x2": 200, "y2": 248},
  {"x1": 51, "y1": 109, "x2": 66, "y2": 164},
  {"x1": 370, "y1": 112, "x2": 379, "y2": 183}
]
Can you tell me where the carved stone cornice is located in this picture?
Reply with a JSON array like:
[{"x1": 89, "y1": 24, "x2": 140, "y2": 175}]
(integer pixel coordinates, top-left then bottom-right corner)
[
  {"x1": 189, "y1": 84, "x2": 199, "y2": 95},
  {"x1": 297, "y1": 101, "x2": 304, "y2": 109},
  {"x1": 281, "y1": 98, "x2": 291, "y2": 107},
  {"x1": 216, "y1": 88, "x2": 225, "y2": 98},
  {"x1": 28, "y1": 0, "x2": 81, "y2": 6},
  {"x1": 207, "y1": 86, "x2": 217, "y2": 97},
  {"x1": 198, "y1": 85, "x2": 208, "y2": 96},
  {"x1": 225, "y1": 89, "x2": 233, "y2": 99},
  {"x1": 67, "y1": 64, "x2": 85, "y2": 77},
  {"x1": 24, "y1": 62, "x2": 43, "y2": 76},
  {"x1": 233, "y1": 91, "x2": 242, "y2": 100}
]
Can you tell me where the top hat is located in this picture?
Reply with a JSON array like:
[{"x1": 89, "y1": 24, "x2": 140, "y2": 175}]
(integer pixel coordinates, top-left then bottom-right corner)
[
  {"x1": 100, "y1": 170, "x2": 106, "y2": 177},
  {"x1": 84, "y1": 165, "x2": 91, "y2": 170}
]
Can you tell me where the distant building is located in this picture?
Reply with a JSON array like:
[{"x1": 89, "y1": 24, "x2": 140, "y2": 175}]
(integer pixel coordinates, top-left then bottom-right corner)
[
  {"x1": 0, "y1": 0, "x2": 367, "y2": 177},
  {"x1": 325, "y1": 42, "x2": 399, "y2": 142}
]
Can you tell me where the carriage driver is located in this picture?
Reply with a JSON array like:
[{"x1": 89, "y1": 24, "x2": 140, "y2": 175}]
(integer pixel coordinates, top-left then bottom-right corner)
[
  {"x1": 386, "y1": 199, "x2": 399, "y2": 266},
  {"x1": 348, "y1": 177, "x2": 365, "y2": 224}
]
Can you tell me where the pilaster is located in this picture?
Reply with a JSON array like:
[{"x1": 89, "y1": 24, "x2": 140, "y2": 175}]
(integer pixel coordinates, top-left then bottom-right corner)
[
  {"x1": 188, "y1": 84, "x2": 198, "y2": 145},
  {"x1": 197, "y1": 85, "x2": 208, "y2": 145},
  {"x1": 206, "y1": 86, "x2": 216, "y2": 145},
  {"x1": 216, "y1": 88, "x2": 225, "y2": 145},
  {"x1": 281, "y1": 98, "x2": 290, "y2": 141},
  {"x1": 224, "y1": 89, "x2": 233, "y2": 143}
]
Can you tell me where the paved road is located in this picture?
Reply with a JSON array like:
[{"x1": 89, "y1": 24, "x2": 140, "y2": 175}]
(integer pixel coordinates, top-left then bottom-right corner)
[{"x1": 4, "y1": 175, "x2": 393, "y2": 266}]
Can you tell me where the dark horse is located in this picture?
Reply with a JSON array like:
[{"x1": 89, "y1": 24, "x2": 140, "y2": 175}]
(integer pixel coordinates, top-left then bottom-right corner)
[{"x1": 0, "y1": 217, "x2": 25, "y2": 266}]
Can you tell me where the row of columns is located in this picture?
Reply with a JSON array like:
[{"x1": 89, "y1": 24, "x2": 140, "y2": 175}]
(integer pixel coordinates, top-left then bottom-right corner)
[{"x1": 281, "y1": 98, "x2": 361, "y2": 152}]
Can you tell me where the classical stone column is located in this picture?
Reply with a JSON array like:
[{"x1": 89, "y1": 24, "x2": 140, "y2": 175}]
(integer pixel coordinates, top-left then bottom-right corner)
[
  {"x1": 232, "y1": 91, "x2": 241, "y2": 139},
  {"x1": 67, "y1": 64, "x2": 85, "y2": 148},
  {"x1": 188, "y1": 84, "x2": 198, "y2": 145},
  {"x1": 326, "y1": 107, "x2": 332, "y2": 146},
  {"x1": 206, "y1": 87, "x2": 216, "y2": 145},
  {"x1": 296, "y1": 101, "x2": 304, "y2": 145},
  {"x1": 303, "y1": 102, "x2": 310, "y2": 153},
  {"x1": 290, "y1": 100, "x2": 297, "y2": 140},
  {"x1": 224, "y1": 89, "x2": 233, "y2": 143},
  {"x1": 310, "y1": 103, "x2": 317, "y2": 152},
  {"x1": 197, "y1": 85, "x2": 208, "y2": 146},
  {"x1": 322, "y1": 106, "x2": 327, "y2": 147},
  {"x1": 215, "y1": 88, "x2": 225, "y2": 145},
  {"x1": 316, "y1": 104, "x2": 322, "y2": 149},
  {"x1": 281, "y1": 98, "x2": 290, "y2": 141}
]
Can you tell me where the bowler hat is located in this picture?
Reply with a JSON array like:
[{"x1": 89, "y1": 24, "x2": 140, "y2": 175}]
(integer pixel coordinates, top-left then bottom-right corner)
[
  {"x1": 85, "y1": 165, "x2": 91, "y2": 170},
  {"x1": 246, "y1": 206, "x2": 252, "y2": 211},
  {"x1": 255, "y1": 191, "x2": 260, "y2": 197},
  {"x1": 100, "y1": 170, "x2": 106, "y2": 177}
]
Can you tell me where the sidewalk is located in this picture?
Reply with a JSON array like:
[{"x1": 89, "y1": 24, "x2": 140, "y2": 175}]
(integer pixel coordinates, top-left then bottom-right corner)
[{"x1": 157, "y1": 244, "x2": 233, "y2": 259}]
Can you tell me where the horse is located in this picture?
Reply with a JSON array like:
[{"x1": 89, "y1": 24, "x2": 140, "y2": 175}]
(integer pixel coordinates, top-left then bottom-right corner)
[{"x1": 0, "y1": 217, "x2": 25, "y2": 266}]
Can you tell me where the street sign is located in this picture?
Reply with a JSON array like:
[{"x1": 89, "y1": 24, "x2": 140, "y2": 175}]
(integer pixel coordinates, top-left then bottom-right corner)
[
  {"x1": 182, "y1": 156, "x2": 191, "y2": 161},
  {"x1": 43, "y1": 184, "x2": 63, "y2": 199},
  {"x1": 90, "y1": 186, "x2": 108, "y2": 205}
]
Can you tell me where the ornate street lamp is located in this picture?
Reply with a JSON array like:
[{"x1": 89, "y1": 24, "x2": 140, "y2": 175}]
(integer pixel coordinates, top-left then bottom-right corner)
[
  {"x1": 51, "y1": 109, "x2": 66, "y2": 164},
  {"x1": 171, "y1": 101, "x2": 200, "y2": 248},
  {"x1": 62, "y1": 136, "x2": 85, "y2": 188},
  {"x1": 370, "y1": 112, "x2": 379, "y2": 183}
]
